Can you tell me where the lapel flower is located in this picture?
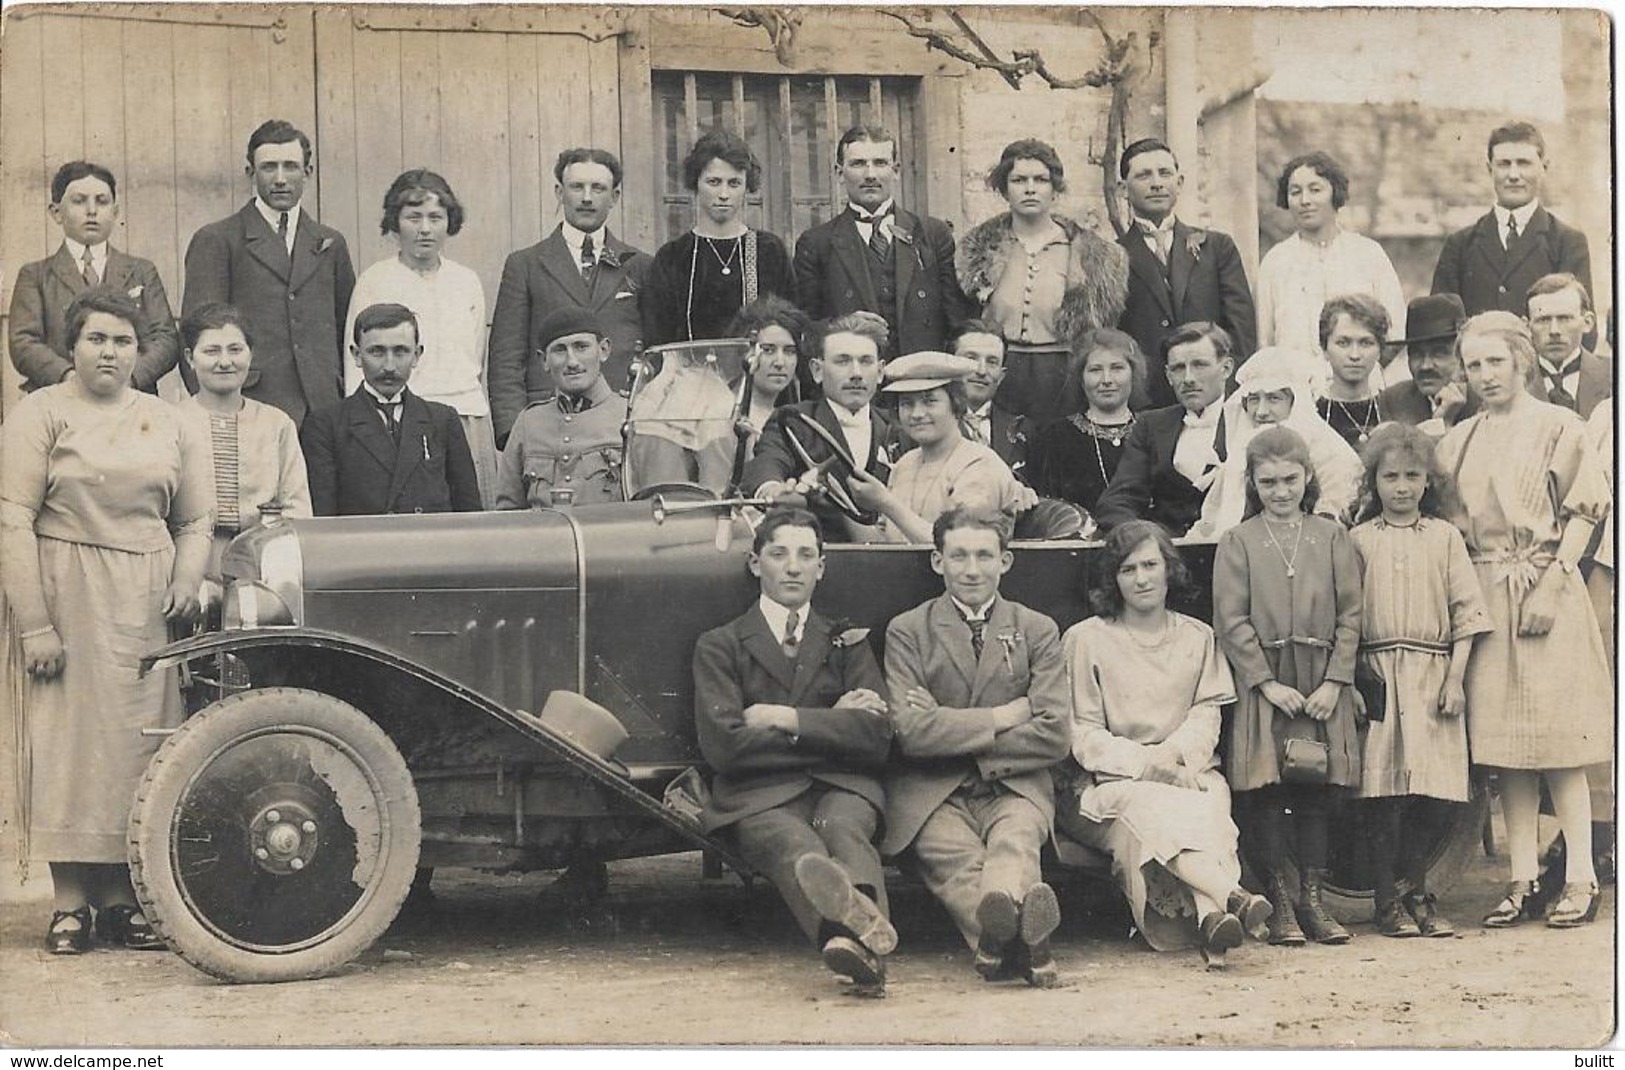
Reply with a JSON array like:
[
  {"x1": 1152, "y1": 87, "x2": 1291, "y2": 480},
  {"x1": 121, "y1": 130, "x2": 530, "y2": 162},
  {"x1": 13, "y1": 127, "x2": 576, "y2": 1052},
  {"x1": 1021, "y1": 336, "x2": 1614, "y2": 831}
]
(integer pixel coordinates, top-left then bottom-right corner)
[
  {"x1": 127, "y1": 285, "x2": 145, "y2": 300},
  {"x1": 891, "y1": 226, "x2": 914, "y2": 246},
  {"x1": 830, "y1": 621, "x2": 872, "y2": 649},
  {"x1": 995, "y1": 630, "x2": 1023, "y2": 677},
  {"x1": 599, "y1": 247, "x2": 622, "y2": 269},
  {"x1": 1185, "y1": 228, "x2": 1207, "y2": 263},
  {"x1": 317, "y1": 237, "x2": 335, "y2": 255}
]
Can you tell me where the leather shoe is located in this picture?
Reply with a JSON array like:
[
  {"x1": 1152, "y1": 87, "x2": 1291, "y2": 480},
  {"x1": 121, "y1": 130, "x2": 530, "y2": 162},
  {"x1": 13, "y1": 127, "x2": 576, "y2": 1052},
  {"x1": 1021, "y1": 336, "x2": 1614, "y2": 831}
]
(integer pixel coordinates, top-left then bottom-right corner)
[
  {"x1": 1402, "y1": 891, "x2": 1455, "y2": 938},
  {"x1": 974, "y1": 889, "x2": 1020, "y2": 979},
  {"x1": 1198, "y1": 910, "x2": 1243, "y2": 970},
  {"x1": 1019, "y1": 883, "x2": 1062, "y2": 988},
  {"x1": 96, "y1": 903, "x2": 166, "y2": 951},
  {"x1": 821, "y1": 936, "x2": 886, "y2": 997},
  {"x1": 1547, "y1": 882, "x2": 1601, "y2": 929},
  {"x1": 795, "y1": 854, "x2": 896, "y2": 956},
  {"x1": 1226, "y1": 888, "x2": 1272, "y2": 940},
  {"x1": 1374, "y1": 898, "x2": 1421, "y2": 938},
  {"x1": 46, "y1": 906, "x2": 92, "y2": 955}
]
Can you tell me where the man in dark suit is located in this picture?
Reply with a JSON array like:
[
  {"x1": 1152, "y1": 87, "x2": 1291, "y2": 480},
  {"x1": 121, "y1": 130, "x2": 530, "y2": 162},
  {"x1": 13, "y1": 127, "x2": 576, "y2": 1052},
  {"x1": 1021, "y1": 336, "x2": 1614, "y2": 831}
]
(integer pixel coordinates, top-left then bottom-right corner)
[
  {"x1": 301, "y1": 303, "x2": 480, "y2": 516},
  {"x1": 1431, "y1": 121, "x2": 1592, "y2": 326},
  {"x1": 793, "y1": 125, "x2": 971, "y2": 358},
  {"x1": 952, "y1": 320, "x2": 1028, "y2": 476},
  {"x1": 1115, "y1": 139, "x2": 1255, "y2": 404},
  {"x1": 693, "y1": 507, "x2": 896, "y2": 995},
  {"x1": 9, "y1": 161, "x2": 180, "y2": 392},
  {"x1": 743, "y1": 313, "x2": 905, "y2": 537},
  {"x1": 1094, "y1": 322, "x2": 1234, "y2": 536},
  {"x1": 1377, "y1": 294, "x2": 1478, "y2": 431},
  {"x1": 1526, "y1": 273, "x2": 1612, "y2": 418},
  {"x1": 487, "y1": 148, "x2": 650, "y2": 447},
  {"x1": 882, "y1": 507, "x2": 1070, "y2": 987},
  {"x1": 183, "y1": 119, "x2": 355, "y2": 426}
]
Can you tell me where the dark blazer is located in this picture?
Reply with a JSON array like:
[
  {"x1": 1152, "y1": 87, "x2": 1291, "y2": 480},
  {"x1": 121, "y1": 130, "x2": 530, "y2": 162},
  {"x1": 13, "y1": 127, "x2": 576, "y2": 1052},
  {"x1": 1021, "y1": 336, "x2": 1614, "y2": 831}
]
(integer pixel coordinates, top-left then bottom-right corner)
[
  {"x1": 1376, "y1": 380, "x2": 1480, "y2": 428},
  {"x1": 487, "y1": 226, "x2": 649, "y2": 444},
  {"x1": 1093, "y1": 403, "x2": 1219, "y2": 536},
  {"x1": 8, "y1": 244, "x2": 180, "y2": 392},
  {"x1": 693, "y1": 605, "x2": 892, "y2": 833},
  {"x1": 1430, "y1": 206, "x2": 1592, "y2": 320},
  {"x1": 742, "y1": 398, "x2": 904, "y2": 533},
  {"x1": 880, "y1": 594, "x2": 1070, "y2": 857},
  {"x1": 300, "y1": 388, "x2": 481, "y2": 516},
  {"x1": 984, "y1": 403, "x2": 1029, "y2": 475},
  {"x1": 183, "y1": 203, "x2": 356, "y2": 426},
  {"x1": 1117, "y1": 221, "x2": 1256, "y2": 406},
  {"x1": 793, "y1": 207, "x2": 972, "y2": 357}
]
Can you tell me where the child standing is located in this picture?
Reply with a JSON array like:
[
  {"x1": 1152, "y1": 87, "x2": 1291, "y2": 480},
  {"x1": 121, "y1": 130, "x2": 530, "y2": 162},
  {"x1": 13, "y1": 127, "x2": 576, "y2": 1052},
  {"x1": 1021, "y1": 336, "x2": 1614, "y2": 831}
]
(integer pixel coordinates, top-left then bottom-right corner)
[
  {"x1": 1215, "y1": 426, "x2": 1363, "y2": 946},
  {"x1": 1349, "y1": 424, "x2": 1491, "y2": 937}
]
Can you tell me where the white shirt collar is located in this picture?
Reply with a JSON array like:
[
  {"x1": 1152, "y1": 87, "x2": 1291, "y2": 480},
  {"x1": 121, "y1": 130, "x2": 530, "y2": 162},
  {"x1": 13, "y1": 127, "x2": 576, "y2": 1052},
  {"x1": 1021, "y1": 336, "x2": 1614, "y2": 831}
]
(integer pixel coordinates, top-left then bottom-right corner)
[
  {"x1": 561, "y1": 220, "x2": 605, "y2": 253},
  {"x1": 950, "y1": 594, "x2": 996, "y2": 622},
  {"x1": 62, "y1": 237, "x2": 109, "y2": 271},
  {"x1": 828, "y1": 400, "x2": 871, "y2": 428},
  {"x1": 1133, "y1": 213, "x2": 1177, "y2": 236},
  {"x1": 1540, "y1": 348, "x2": 1585, "y2": 377},
  {"x1": 254, "y1": 198, "x2": 302, "y2": 242},
  {"x1": 361, "y1": 382, "x2": 406, "y2": 405},
  {"x1": 968, "y1": 401, "x2": 993, "y2": 422},
  {"x1": 1182, "y1": 401, "x2": 1222, "y2": 429},
  {"x1": 1493, "y1": 200, "x2": 1539, "y2": 235},
  {"x1": 757, "y1": 595, "x2": 806, "y2": 642}
]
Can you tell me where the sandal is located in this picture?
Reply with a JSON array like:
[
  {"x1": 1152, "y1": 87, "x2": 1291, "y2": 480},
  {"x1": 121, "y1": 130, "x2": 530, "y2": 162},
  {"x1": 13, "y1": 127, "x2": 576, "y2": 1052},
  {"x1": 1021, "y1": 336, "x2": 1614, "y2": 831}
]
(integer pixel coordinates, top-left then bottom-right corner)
[
  {"x1": 95, "y1": 903, "x2": 166, "y2": 951},
  {"x1": 1482, "y1": 879, "x2": 1538, "y2": 928},
  {"x1": 46, "y1": 906, "x2": 92, "y2": 955},
  {"x1": 1547, "y1": 882, "x2": 1601, "y2": 929}
]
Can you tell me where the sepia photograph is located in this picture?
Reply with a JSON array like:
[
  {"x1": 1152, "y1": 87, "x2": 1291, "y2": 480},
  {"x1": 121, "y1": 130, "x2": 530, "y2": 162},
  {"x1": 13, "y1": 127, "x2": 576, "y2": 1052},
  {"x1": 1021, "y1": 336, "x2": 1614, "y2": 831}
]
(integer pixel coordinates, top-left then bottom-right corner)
[{"x1": 0, "y1": 1, "x2": 1615, "y2": 1052}]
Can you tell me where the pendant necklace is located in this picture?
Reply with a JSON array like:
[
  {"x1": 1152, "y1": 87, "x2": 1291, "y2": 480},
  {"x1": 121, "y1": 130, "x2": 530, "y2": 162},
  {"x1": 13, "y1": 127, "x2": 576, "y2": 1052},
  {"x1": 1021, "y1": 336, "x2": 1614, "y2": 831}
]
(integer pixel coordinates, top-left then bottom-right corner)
[
  {"x1": 1332, "y1": 396, "x2": 1380, "y2": 443},
  {"x1": 1072, "y1": 412, "x2": 1135, "y2": 491},
  {"x1": 702, "y1": 235, "x2": 741, "y2": 276},
  {"x1": 1262, "y1": 516, "x2": 1303, "y2": 578}
]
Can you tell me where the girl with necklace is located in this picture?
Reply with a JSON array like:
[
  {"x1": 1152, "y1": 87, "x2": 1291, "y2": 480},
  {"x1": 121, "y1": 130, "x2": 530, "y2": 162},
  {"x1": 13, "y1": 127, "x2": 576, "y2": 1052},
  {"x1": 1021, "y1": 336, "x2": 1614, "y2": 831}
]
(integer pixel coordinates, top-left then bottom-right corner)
[
  {"x1": 1027, "y1": 328, "x2": 1144, "y2": 525},
  {"x1": 1315, "y1": 293, "x2": 1392, "y2": 449},
  {"x1": 642, "y1": 130, "x2": 795, "y2": 347}
]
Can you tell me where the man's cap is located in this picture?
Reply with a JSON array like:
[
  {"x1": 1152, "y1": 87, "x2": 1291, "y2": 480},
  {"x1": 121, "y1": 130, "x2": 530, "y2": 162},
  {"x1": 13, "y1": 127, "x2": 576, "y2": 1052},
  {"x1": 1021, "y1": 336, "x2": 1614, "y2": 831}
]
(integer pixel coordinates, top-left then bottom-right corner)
[
  {"x1": 880, "y1": 351, "x2": 979, "y2": 393},
  {"x1": 537, "y1": 307, "x2": 605, "y2": 352},
  {"x1": 1399, "y1": 294, "x2": 1467, "y2": 346}
]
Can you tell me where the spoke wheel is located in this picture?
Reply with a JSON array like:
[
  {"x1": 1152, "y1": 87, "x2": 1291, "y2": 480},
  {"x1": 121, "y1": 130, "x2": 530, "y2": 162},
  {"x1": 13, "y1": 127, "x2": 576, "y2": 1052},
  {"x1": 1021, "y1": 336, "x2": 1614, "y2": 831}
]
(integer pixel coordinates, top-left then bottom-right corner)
[{"x1": 130, "y1": 688, "x2": 420, "y2": 982}]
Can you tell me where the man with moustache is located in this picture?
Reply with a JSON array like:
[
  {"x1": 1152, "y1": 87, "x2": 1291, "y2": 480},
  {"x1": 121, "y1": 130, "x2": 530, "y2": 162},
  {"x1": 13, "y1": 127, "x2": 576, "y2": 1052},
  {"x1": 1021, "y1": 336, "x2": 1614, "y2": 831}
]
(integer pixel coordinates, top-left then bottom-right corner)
[
  {"x1": 1431, "y1": 122, "x2": 1592, "y2": 324},
  {"x1": 1524, "y1": 273, "x2": 1611, "y2": 418},
  {"x1": 184, "y1": 119, "x2": 355, "y2": 426},
  {"x1": 1092, "y1": 321, "x2": 1235, "y2": 537},
  {"x1": 1114, "y1": 139, "x2": 1256, "y2": 403},
  {"x1": 793, "y1": 126, "x2": 971, "y2": 357},
  {"x1": 952, "y1": 320, "x2": 1028, "y2": 475},
  {"x1": 488, "y1": 148, "x2": 649, "y2": 447},
  {"x1": 1376, "y1": 294, "x2": 1479, "y2": 431}
]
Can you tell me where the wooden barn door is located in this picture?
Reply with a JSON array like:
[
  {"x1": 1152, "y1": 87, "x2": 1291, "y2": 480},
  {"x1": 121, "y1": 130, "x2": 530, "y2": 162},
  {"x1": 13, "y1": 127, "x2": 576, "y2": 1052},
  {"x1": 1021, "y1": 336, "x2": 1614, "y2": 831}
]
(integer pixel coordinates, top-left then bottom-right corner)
[
  {"x1": 0, "y1": 6, "x2": 318, "y2": 410},
  {"x1": 312, "y1": 7, "x2": 634, "y2": 312}
]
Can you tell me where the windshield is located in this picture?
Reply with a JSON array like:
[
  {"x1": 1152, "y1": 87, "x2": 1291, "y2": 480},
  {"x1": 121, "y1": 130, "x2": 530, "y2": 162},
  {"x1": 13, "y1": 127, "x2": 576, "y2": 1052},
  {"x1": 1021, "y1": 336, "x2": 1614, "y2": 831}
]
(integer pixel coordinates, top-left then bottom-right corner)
[{"x1": 623, "y1": 339, "x2": 752, "y2": 500}]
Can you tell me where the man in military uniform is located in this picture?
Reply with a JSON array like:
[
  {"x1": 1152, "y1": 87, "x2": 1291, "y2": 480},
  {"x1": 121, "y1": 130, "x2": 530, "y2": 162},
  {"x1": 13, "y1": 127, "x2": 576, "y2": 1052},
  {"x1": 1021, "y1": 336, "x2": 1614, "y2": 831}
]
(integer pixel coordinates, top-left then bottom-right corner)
[{"x1": 493, "y1": 307, "x2": 628, "y2": 508}]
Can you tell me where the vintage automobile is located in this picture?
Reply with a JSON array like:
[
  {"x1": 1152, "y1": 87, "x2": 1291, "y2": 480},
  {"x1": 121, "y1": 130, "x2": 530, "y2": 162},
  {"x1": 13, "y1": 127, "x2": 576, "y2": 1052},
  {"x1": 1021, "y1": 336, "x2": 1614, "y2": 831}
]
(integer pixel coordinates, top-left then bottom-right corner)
[{"x1": 132, "y1": 339, "x2": 1487, "y2": 984}]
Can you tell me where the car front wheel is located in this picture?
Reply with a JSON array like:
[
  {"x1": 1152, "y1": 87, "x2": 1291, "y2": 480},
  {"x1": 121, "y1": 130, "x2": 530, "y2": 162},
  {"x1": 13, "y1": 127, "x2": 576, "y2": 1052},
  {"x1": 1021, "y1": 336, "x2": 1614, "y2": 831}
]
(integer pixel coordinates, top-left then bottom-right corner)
[{"x1": 129, "y1": 688, "x2": 421, "y2": 983}]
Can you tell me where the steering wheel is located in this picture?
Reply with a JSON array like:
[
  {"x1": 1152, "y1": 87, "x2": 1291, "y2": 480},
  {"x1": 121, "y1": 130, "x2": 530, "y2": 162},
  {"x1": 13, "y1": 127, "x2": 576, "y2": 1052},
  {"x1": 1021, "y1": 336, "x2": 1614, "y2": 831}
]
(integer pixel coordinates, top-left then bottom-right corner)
[{"x1": 782, "y1": 412, "x2": 879, "y2": 525}]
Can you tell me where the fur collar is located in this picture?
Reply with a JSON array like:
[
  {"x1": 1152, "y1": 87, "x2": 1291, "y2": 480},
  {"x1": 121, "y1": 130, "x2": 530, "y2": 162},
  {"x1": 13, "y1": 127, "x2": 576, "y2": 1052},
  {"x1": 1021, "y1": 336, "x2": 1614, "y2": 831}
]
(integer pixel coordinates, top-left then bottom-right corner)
[{"x1": 956, "y1": 213, "x2": 1130, "y2": 345}]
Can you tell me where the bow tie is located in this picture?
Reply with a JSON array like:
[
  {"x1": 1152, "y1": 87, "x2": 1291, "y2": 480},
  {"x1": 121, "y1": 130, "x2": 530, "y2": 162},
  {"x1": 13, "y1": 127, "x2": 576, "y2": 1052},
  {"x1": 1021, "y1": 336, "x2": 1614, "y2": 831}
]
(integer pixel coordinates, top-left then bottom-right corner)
[
  {"x1": 850, "y1": 205, "x2": 894, "y2": 225},
  {"x1": 1183, "y1": 405, "x2": 1220, "y2": 430}
]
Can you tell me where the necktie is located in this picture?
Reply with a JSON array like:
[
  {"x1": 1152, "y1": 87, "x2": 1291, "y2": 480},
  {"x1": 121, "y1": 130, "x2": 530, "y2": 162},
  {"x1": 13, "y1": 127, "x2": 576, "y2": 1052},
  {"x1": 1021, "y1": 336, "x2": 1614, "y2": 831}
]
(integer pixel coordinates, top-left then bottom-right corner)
[
  {"x1": 80, "y1": 248, "x2": 99, "y2": 287},
  {"x1": 1546, "y1": 359, "x2": 1581, "y2": 411},
  {"x1": 1505, "y1": 214, "x2": 1520, "y2": 250},
  {"x1": 580, "y1": 234, "x2": 597, "y2": 277},
  {"x1": 964, "y1": 614, "x2": 986, "y2": 660},
  {"x1": 781, "y1": 610, "x2": 800, "y2": 660},
  {"x1": 375, "y1": 396, "x2": 402, "y2": 442},
  {"x1": 277, "y1": 211, "x2": 291, "y2": 252},
  {"x1": 1142, "y1": 221, "x2": 1171, "y2": 266},
  {"x1": 853, "y1": 206, "x2": 892, "y2": 258}
]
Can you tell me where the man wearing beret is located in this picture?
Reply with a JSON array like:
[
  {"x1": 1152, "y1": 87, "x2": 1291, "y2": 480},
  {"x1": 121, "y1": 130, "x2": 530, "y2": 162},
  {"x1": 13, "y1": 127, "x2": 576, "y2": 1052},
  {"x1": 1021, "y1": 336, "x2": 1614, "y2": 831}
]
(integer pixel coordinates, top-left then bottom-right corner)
[
  {"x1": 1376, "y1": 294, "x2": 1478, "y2": 432},
  {"x1": 693, "y1": 506, "x2": 896, "y2": 996},
  {"x1": 494, "y1": 308, "x2": 628, "y2": 509}
]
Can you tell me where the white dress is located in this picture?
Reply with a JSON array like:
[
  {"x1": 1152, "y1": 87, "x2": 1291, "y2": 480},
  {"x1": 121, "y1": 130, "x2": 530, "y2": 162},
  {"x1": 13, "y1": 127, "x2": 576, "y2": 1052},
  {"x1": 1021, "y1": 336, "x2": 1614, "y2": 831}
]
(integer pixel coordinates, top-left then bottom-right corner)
[{"x1": 1255, "y1": 230, "x2": 1406, "y2": 355}]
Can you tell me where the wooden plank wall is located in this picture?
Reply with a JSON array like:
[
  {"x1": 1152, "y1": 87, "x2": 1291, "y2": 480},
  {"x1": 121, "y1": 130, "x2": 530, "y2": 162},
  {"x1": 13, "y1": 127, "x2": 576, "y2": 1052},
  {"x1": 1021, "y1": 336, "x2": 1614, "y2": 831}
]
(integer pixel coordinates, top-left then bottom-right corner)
[
  {"x1": 0, "y1": 7, "x2": 318, "y2": 412},
  {"x1": 313, "y1": 10, "x2": 628, "y2": 313}
]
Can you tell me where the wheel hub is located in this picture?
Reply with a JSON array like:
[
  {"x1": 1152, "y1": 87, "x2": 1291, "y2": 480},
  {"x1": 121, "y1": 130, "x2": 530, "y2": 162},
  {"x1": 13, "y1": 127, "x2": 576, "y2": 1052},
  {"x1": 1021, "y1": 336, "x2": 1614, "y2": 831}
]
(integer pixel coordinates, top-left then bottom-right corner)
[{"x1": 249, "y1": 803, "x2": 321, "y2": 875}]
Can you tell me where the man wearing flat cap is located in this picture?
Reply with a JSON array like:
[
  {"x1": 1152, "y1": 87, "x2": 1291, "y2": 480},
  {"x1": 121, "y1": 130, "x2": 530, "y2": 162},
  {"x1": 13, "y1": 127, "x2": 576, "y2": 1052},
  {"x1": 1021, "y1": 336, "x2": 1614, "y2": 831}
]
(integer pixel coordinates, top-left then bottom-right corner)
[
  {"x1": 1376, "y1": 294, "x2": 1478, "y2": 432},
  {"x1": 494, "y1": 307, "x2": 628, "y2": 508}
]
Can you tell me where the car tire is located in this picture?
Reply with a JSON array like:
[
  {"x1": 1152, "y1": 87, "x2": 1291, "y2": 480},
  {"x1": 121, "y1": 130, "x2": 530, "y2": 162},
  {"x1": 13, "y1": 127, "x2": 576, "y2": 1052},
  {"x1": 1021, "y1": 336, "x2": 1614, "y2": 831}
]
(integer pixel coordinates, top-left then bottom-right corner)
[{"x1": 129, "y1": 687, "x2": 421, "y2": 983}]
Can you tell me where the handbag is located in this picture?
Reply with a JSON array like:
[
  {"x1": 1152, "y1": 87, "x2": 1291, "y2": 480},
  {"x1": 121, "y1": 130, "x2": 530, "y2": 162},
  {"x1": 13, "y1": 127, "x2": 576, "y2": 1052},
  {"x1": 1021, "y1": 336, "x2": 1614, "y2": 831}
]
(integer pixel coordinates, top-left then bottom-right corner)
[{"x1": 1280, "y1": 737, "x2": 1330, "y2": 785}]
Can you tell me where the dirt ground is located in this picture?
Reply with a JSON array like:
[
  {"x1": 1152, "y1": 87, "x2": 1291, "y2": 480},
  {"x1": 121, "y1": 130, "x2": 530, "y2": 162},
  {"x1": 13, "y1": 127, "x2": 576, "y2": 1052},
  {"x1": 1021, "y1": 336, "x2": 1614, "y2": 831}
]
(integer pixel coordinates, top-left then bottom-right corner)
[{"x1": 0, "y1": 845, "x2": 1613, "y2": 1050}]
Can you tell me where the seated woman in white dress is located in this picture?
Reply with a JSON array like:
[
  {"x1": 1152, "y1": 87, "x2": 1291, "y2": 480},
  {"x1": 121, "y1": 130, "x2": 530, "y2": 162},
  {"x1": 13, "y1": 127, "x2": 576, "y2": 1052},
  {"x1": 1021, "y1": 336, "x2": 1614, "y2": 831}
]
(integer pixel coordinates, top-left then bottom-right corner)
[
  {"x1": 1056, "y1": 519, "x2": 1271, "y2": 969},
  {"x1": 1193, "y1": 345, "x2": 1363, "y2": 538},
  {"x1": 848, "y1": 351, "x2": 1032, "y2": 543}
]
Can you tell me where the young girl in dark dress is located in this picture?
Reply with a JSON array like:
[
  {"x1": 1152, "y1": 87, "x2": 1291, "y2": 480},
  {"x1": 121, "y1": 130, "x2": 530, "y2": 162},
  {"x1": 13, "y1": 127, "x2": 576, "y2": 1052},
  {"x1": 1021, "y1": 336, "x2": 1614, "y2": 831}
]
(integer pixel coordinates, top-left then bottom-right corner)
[
  {"x1": 1026, "y1": 328, "x2": 1144, "y2": 524},
  {"x1": 643, "y1": 130, "x2": 795, "y2": 346},
  {"x1": 1214, "y1": 426, "x2": 1363, "y2": 947}
]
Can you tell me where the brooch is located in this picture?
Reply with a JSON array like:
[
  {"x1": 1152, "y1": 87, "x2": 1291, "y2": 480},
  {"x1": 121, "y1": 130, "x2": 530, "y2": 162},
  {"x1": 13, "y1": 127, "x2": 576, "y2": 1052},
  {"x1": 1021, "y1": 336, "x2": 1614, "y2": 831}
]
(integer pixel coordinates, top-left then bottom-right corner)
[{"x1": 1186, "y1": 228, "x2": 1207, "y2": 263}]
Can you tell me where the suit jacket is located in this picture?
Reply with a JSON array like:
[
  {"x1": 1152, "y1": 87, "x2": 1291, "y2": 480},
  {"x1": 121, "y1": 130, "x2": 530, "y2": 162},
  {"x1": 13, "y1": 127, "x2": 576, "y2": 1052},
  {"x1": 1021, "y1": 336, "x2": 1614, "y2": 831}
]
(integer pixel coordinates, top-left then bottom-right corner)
[
  {"x1": 1376, "y1": 379, "x2": 1480, "y2": 428},
  {"x1": 1117, "y1": 222, "x2": 1256, "y2": 406},
  {"x1": 693, "y1": 605, "x2": 892, "y2": 832},
  {"x1": 487, "y1": 226, "x2": 650, "y2": 443},
  {"x1": 1431, "y1": 206, "x2": 1592, "y2": 320},
  {"x1": 982, "y1": 403, "x2": 1029, "y2": 475},
  {"x1": 880, "y1": 594, "x2": 1070, "y2": 856},
  {"x1": 793, "y1": 207, "x2": 972, "y2": 357},
  {"x1": 742, "y1": 399, "x2": 904, "y2": 534},
  {"x1": 8, "y1": 244, "x2": 181, "y2": 392},
  {"x1": 183, "y1": 203, "x2": 356, "y2": 426},
  {"x1": 1093, "y1": 404, "x2": 1216, "y2": 536},
  {"x1": 300, "y1": 388, "x2": 481, "y2": 516},
  {"x1": 1533, "y1": 349, "x2": 1613, "y2": 419}
]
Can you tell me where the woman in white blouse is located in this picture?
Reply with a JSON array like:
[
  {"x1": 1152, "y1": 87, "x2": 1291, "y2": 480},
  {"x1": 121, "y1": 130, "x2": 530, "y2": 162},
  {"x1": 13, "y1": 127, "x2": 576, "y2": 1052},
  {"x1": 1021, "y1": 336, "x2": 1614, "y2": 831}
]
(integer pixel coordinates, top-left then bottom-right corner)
[
  {"x1": 1255, "y1": 151, "x2": 1406, "y2": 357},
  {"x1": 345, "y1": 169, "x2": 495, "y2": 506}
]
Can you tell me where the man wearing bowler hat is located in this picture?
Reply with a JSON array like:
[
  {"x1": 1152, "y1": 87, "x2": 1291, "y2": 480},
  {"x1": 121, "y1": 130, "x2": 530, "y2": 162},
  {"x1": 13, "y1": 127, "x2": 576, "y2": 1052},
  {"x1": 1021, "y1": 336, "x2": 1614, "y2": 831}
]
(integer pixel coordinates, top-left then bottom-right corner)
[
  {"x1": 693, "y1": 507, "x2": 897, "y2": 996},
  {"x1": 494, "y1": 307, "x2": 628, "y2": 509},
  {"x1": 1376, "y1": 294, "x2": 1478, "y2": 432}
]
